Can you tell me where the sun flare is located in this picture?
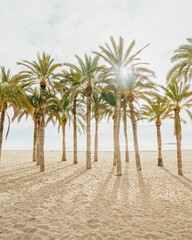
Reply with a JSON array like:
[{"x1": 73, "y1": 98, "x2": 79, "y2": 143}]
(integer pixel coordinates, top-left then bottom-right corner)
[{"x1": 120, "y1": 67, "x2": 127, "y2": 77}]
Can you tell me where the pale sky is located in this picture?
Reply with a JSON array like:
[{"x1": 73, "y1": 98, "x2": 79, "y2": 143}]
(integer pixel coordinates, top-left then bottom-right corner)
[{"x1": 1, "y1": 0, "x2": 192, "y2": 151}]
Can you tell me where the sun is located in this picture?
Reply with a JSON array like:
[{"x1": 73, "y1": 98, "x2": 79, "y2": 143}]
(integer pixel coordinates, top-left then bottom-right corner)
[{"x1": 120, "y1": 67, "x2": 127, "y2": 77}]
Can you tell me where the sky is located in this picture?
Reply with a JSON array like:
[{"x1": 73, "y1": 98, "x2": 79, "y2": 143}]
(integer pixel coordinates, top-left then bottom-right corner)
[{"x1": 1, "y1": 0, "x2": 192, "y2": 151}]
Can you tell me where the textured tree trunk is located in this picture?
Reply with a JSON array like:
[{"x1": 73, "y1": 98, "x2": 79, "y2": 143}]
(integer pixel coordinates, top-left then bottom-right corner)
[
  {"x1": 113, "y1": 117, "x2": 117, "y2": 166},
  {"x1": 128, "y1": 97, "x2": 141, "y2": 171},
  {"x1": 94, "y1": 117, "x2": 99, "y2": 162},
  {"x1": 156, "y1": 120, "x2": 163, "y2": 166},
  {"x1": 0, "y1": 103, "x2": 7, "y2": 161},
  {"x1": 113, "y1": 116, "x2": 116, "y2": 165},
  {"x1": 175, "y1": 109, "x2": 182, "y2": 175},
  {"x1": 115, "y1": 81, "x2": 122, "y2": 176},
  {"x1": 123, "y1": 105, "x2": 129, "y2": 162},
  {"x1": 62, "y1": 119, "x2": 67, "y2": 161},
  {"x1": 39, "y1": 85, "x2": 46, "y2": 172},
  {"x1": 36, "y1": 119, "x2": 41, "y2": 166},
  {"x1": 86, "y1": 84, "x2": 92, "y2": 169},
  {"x1": 73, "y1": 96, "x2": 77, "y2": 164},
  {"x1": 32, "y1": 120, "x2": 38, "y2": 162}
]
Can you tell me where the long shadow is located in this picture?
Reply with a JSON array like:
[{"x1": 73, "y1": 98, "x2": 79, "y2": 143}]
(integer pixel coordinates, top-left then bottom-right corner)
[
  {"x1": 182, "y1": 176, "x2": 192, "y2": 184},
  {"x1": 45, "y1": 163, "x2": 74, "y2": 175},
  {"x1": 1, "y1": 167, "x2": 88, "y2": 210},
  {"x1": 122, "y1": 163, "x2": 129, "y2": 184},
  {"x1": 1, "y1": 165, "x2": 38, "y2": 179},
  {"x1": 1, "y1": 159, "x2": 68, "y2": 176},
  {"x1": 29, "y1": 167, "x2": 88, "y2": 199},
  {"x1": 111, "y1": 175, "x2": 121, "y2": 204},
  {"x1": 2, "y1": 163, "x2": 75, "y2": 186},
  {"x1": 92, "y1": 166, "x2": 116, "y2": 203},
  {"x1": 121, "y1": 163, "x2": 130, "y2": 204},
  {"x1": 161, "y1": 167, "x2": 192, "y2": 192},
  {"x1": 137, "y1": 172, "x2": 152, "y2": 211}
]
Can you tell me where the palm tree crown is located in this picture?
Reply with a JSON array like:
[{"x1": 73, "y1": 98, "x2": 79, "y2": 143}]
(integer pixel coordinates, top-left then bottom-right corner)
[{"x1": 167, "y1": 38, "x2": 192, "y2": 82}]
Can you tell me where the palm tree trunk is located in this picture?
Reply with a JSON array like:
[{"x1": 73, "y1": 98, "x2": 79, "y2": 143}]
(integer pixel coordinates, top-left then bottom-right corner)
[
  {"x1": 128, "y1": 97, "x2": 141, "y2": 171},
  {"x1": 73, "y1": 96, "x2": 77, "y2": 164},
  {"x1": 175, "y1": 109, "x2": 182, "y2": 175},
  {"x1": 39, "y1": 85, "x2": 46, "y2": 172},
  {"x1": 36, "y1": 119, "x2": 41, "y2": 166},
  {"x1": 94, "y1": 117, "x2": 99, "y2": 162},
  {"x1": 113, "y1": 116, "x2": 116, "y2": 165},
  {"x1": 115, "y1": 81, "x2": 122, "y2": 176},
  {"x1": 123, "y1": 105, "x2": 129, "y2": 162},
  {"x1": 156, "y1": 120, "x2": 163, "y2": 166},
  {"x1": 0, "y1": 103, "x2": 7, "y2": 161},
  {"x1": 62, "y1": 119, "x2": 67, "y2": 161},
  {"x1": 32, "y1": 120, "x2": 38, "y2": 162},
  {"x1": 86, "y1": 85, "x2": 92, "y2": 169}
]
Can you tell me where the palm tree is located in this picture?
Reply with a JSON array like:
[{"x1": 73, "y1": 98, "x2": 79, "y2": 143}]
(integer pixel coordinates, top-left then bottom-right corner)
[
  {"x1": 17, "y1": 52, "x2": 61, "y2": 172},
  {"x1": 91, "y1": 89, "x2": 106, "y2": 162},
  {"x1": 101, "y1": 90, "x2": 129, "y2": 164},
  {"x1": 101, "y1": 91, "x2": 117, "y2": 165},
  {"x1": 33, "y1": 89, "x2": 56, "y2": 165},
  {"x1": 0, "y1": 67, "x2": 31, "y2": 161},
  {"x1": 13, "y1": 87, "x2": 42, "y2": 163},
  {"x1": 48, "y1": 95, "x2": 72, "y2": 161},
  {"x1": 163, "y1": 78, "x2": 192, "y2": 175},
  {"x1": 122, "y1": 73, "x2": 155, "y2": 170},
  {"x1": 141, "y1": 94, "x2": 172, "y2": 166},
  {"x1": 46, "y1": 87, "x2": 85, "y2": 162},
  {"x1": 64, "y1": 55, "x2": 102, "y2": 169},
  {"x1": 93, "y1": 36, "x2": 153, "y2": 176},
  {"x1": 29, "y1": 88, "x2": 42, "y2": 164},
  {"x1": 59, "y1": 69, "x2": 84, "y2": 164},
  {"x1": 121, "y1": 96, "x2": 129, "y2": 163},
  {"x1": 13, "y1": 88, "x2": 58, "y2": 165},
  {"x1": 167, "y1": 38, "x2": 192, "y2": 82}
]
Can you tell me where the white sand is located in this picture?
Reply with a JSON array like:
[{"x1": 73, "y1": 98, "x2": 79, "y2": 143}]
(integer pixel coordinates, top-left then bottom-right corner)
[{"x1": 0, "y1": 150, "x2": 192, "y2": 240}]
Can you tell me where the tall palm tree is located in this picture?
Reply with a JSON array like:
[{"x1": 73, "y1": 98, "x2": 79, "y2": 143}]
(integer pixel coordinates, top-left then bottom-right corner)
[
  {"x1": 93, "y1": 36, "x2": 153, "y2": 175},
  {"x1": 47, "y1": 95, "x2": 72, "y2": 161},
  {"x1": 13, "y1": 88, "x2": 57, "y2": 165},
  {"x1": 28, "y1": 88, "x2": 42, "y2": 164},
  {"x1": 46, "y1": 88, "x2": 85, "y2": 162},
  {"x1": 101, "y1": 90, "x2": 129, "y2": 164},
  {"x1": 167, "y1": 38, "x2": 192, "y2": 82},
  {"x1": 64, "y1": 55, "x2": 102, "y2": 169},
  {"x1": 12, "y1": 87, "x2": 42, "y2": 163},
  {"x1": 17, "y1": 52, "x2": 61, "y2": 172},
  {"x1": 163, "y1": 78, "x2": 192, "y2": 175},
  {"x1": 121, "y1": 96, "x2": 129, "y2": 163},
  {"x1": 91, "y1": 89, "x2": 106, "y2": 162},
  {"x1": 141, "y1": 94, "x2": 172, "y2": 166},
  {"x1": 101, "y1": 91, "x2": 117, "y2": 165},
  {"x1": 59, "y1": 69, "x2": 84, "y2": 164},
  {"x1": 0, "y1": 67, "x2": 31, "y2": 161},
  {"x1": 122, "y1": 73, "x2": 155, "y2": 170}
]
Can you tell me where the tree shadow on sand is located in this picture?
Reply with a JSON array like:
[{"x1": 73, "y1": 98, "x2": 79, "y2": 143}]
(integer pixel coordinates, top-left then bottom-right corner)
[
  {"x1": 27, "y1": 167, "x2": 88, "y2": 200},
  {"x1": 111, "y1": 175, "x2": 121, "y2": 204},
  {"x1": 161, "y1": 167, "x2": 192, "y2": 192},
  {"x1": 137, "y1": 172, "x2": 152, "y2": 213},
  {"x1": 92, "y1": 166, "x2": 116, "y2": 204},
  {"x1": 0, "y1": 159, "x2": 72, "y2": 178},
  {"x1": 1, "y1": 163, "x2": 75, "y2": 186},
  {"x1": 121, "y1": 163, "x2": 130, "y2": 204},
  {"x1": 0, "y1": 165, "x2": 38, "y2": 178}
]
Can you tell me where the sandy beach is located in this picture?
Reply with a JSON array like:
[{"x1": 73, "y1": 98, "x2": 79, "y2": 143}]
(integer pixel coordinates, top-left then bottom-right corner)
[{"x1": 0, "y1": 150, "x2": 192, "y2": 240}]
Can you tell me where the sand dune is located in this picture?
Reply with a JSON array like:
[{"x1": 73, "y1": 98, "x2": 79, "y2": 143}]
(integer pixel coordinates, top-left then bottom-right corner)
[{"x1": 0, "y1": 150, "x2": 192, "y2": 239}]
